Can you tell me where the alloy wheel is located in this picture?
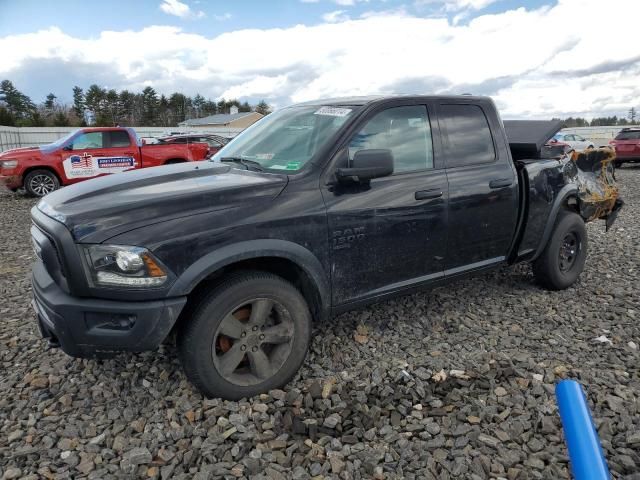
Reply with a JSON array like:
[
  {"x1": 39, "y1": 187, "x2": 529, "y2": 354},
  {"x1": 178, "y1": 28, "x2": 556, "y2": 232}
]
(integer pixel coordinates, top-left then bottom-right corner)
[
  {"x1": 211, "y1": 298, "x2": 294, "y2": 386},
  {"x1": 29, "y1": 174, "x2": 56, "y2": 196}
]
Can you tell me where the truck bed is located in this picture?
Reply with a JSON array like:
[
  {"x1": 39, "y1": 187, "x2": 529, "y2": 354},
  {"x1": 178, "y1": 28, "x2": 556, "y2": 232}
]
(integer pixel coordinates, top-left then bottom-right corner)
[
  {"x1": 503, "y1": 120, "x2": 564, "y2": 161},
  {"x1": 503, "y1": 120, "x2": 622, "y2": 262}
]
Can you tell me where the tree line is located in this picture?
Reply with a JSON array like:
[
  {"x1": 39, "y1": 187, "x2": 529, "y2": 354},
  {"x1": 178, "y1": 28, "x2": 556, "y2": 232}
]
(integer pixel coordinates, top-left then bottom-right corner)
[
  {"x1": 554, "y1": 116, "x2": 639, "y2": 128},
  {"x1": 0, "y1": 79, "x2": 272, "y2": 128},
  {"x1": 552, "y1": 108, "x2": 639, "y2": 128},
  {"x1": 2, "y1": 78, "x2": 638, "y2": 129}
]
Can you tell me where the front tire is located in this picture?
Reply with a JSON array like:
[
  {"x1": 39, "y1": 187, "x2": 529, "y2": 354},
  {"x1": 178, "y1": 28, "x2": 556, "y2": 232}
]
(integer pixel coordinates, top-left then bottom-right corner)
[
  {"x1": 533, "y1": 211, "x2": 587, "y2": 290},
  {"x1": 177, "y1": 272, "x2": 312, "y2": 399},
  {"x1": 24, "y1": 169, "x2": 60, "y2": 197}
]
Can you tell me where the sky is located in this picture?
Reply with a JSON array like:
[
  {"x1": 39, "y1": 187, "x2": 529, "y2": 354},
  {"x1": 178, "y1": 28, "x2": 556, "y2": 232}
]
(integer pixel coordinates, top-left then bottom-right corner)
[{"x1": 0, "y1": 0, "x2": 639, "y2": 119}]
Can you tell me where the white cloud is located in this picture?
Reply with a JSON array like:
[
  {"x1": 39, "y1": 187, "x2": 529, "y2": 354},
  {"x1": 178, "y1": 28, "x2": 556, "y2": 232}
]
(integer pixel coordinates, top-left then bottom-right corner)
[
  {"x1": 334, "y1": 0, "x2": 370, "y2": 5},
  {"x1": 415, "y1": 0, "x2": 499, "y2": 12},
  {"x1": 322, "y1": 9, "x2": 351, "y2": 22},
  {"x1": 360, "y1": 7, "x2": 408, "y2": 18},
  {"x1": 1, "y1": 0, "x2": 639, "y2": 118},
  {"x1": 214, "y1": 12, "x2": 232, "y2": 21},
  {"x1": 159, "y1": 0, "x2": 205, "y2": 19}
]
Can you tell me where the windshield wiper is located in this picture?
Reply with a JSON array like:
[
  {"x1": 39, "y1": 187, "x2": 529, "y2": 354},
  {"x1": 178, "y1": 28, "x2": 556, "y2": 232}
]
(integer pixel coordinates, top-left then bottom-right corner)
[{"x1": 219, "y1": 157, "x2": 264, "y2": 172}]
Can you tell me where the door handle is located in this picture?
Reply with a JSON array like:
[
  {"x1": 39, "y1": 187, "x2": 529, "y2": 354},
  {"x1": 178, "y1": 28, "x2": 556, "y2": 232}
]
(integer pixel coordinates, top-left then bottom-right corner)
[
  {"x1": 124, "y1": 152, "x2": 135, "y2": 156},
  {"x1": 489, "y1": 178, "x2": 513, "y2": 189},
  {"x1": 415, "y1": 189, "x2": 443, "y2": 200}
]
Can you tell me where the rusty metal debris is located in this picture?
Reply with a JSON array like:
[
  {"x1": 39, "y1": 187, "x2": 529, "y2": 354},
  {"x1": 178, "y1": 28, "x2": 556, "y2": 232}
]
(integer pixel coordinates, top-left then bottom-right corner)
[{"x1": 565, "y1": 147, "x2": 623, "y2": 230}]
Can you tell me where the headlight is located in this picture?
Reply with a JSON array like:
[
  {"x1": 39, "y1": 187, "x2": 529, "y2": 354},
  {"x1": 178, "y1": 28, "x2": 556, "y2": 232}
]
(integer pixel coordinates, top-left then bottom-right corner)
[
  {"x1": 82, "y1": 245, "x2": 169, "y2": 288},
  {"x1": 0, "y1": 159, "x2": 18, "y2": 169}
]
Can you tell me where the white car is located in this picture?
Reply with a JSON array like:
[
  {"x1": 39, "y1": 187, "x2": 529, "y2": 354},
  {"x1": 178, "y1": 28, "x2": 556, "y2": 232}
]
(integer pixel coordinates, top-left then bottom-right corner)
[{"x1": 551, "y1": 133, "x2": 594, "y2": 151}]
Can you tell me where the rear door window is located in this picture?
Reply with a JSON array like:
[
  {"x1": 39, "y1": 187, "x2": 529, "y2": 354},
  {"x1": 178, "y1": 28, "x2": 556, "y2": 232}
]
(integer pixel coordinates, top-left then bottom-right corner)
[
  {"x1": 108, "y1": 131, "x2": 131, "y2": 148},
  {"x1": 439, "y1": 104, "x2": 496, "y2": 167},
  {"x1": 202, "y1": 137, "x2": 222, "y2": 147},
  {"x1": 615, "y1": 131, "x2": 640, "y2": 140}
]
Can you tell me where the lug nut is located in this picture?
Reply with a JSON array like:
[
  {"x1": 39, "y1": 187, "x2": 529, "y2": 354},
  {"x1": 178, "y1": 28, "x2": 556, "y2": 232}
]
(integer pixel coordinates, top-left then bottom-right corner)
[
  {"x1": 259, "y1": 334, "x2": 265, "y2": 340},
  {"x1": 241, "y1": 331, "x2": 246, "y2": 337},
  {"x1": 241, "y1": 345, "x2": 246, "y2": 351},
  {"x1": 252, "y1": 326, "x2": 258, "y2": 331},
  {"x1": 252, "y1": 346, "x2": 258, "y2": 352}
]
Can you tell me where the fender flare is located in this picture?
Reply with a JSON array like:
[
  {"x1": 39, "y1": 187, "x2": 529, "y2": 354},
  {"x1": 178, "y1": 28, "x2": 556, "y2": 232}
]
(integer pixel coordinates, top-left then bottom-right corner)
[
  {"x1": 532, "y1": 184, "x2": 579, "y2": 260},
  {"x1": 167, "y1": 239, "x2": 331, "y2": 316}
]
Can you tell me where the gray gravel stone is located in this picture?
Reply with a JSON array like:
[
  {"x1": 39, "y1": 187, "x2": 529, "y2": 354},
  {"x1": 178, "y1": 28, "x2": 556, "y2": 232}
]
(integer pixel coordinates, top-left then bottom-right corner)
[
  {"x1": 1, "y1": 169, "x2": 640, "y2": 478},
  {"x1": 124, "y1": 447, "x2": 152, "y2": 465}
]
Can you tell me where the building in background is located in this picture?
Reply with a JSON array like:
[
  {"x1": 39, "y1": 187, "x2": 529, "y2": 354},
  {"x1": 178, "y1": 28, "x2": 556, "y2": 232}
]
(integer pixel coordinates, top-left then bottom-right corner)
[{"x1": 178, "y1": 105, "x2": 263, "y2": 129}]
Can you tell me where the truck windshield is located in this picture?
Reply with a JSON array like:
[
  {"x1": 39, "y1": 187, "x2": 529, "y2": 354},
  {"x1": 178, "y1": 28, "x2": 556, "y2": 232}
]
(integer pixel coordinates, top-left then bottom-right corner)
[
  {"x1": 212, "y1": 105, "x2": 358, "y2": 172},
  {"x1": 46, "y1": 130, "x2": 79, "y2": 149}
]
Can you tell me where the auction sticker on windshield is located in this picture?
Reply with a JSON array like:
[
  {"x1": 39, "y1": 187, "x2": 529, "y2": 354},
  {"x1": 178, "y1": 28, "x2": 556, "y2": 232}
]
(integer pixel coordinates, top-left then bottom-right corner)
[
  {"x1": 314, "y1": 106, "x2": 352, "y2": 117},
  {"x1": 270, "y1": 161, "x2": 302, "y2": 170}
]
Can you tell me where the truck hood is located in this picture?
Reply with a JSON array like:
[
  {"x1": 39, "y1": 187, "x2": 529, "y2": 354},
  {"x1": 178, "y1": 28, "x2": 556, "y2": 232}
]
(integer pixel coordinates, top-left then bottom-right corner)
[
  {"x1": 0, "y1": 146, "x2": 41, "y2": 158},
  {"x1": 38, "y1": 161, "x2": 288, "y2": 243}
]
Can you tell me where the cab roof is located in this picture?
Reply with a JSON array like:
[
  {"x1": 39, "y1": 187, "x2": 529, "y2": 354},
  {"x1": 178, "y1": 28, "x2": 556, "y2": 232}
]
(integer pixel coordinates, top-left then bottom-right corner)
[{"x1": 293, "y1": 94, "x2": 488, "y2": 107}]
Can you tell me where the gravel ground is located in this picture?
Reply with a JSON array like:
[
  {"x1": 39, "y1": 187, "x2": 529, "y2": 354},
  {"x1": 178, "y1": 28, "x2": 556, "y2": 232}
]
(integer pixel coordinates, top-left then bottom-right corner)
[{"x1": 1, "y1": 167, "x2": 639, "y2": 480}]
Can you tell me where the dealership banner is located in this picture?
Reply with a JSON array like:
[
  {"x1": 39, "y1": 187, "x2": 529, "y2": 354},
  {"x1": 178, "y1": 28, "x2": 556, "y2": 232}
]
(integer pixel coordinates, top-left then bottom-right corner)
[{"x1": 62, "y1": 153, "x2": 136, "y2": 178}]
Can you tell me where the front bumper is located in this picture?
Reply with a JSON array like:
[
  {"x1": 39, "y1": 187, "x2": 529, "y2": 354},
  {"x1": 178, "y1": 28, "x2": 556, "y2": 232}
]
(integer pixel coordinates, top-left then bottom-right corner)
[
  {"x1": 31, "y1": 260, "x2": 187, "y2": 358},
  {"x1": 0, "y1": 173, "x2": 22, "y2": 190}
]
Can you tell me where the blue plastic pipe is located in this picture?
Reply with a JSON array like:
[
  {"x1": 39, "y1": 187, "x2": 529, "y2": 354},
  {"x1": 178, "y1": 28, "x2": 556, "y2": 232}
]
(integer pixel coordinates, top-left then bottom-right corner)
[{"x1": 555, "y1": 380, "x2": 610, "y2": 480}]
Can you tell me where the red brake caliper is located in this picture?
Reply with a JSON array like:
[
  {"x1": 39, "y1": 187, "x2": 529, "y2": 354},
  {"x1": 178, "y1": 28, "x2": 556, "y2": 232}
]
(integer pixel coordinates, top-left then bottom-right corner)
[{"x1": 217, "y1": 306, "x2": 251, "y2": 353}]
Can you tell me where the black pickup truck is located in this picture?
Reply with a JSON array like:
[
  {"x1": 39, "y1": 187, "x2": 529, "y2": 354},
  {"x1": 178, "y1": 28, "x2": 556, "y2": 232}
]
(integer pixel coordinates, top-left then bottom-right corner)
[{"x1": 30, "y1": 95, "x2": 622, "y2": 399}]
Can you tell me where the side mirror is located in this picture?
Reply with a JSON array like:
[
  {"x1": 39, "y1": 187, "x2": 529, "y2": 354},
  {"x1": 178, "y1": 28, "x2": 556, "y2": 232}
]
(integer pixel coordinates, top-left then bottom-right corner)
[
  {"x1": 336, "y1": 149, "x2": 393, "y2": 182},
  {"x1": 63, "y1": 144, "x2": 73, "y2": 151}
]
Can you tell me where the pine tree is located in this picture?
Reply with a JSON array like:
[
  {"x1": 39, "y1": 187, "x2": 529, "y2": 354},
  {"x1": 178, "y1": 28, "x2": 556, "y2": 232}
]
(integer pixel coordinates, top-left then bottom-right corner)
[
  {"x1": 85, "y1": 84, "x2": 107, "y2": 125},
  {"x1": 193, "y1": 94, "x2": 206, "y2": 118},
  {"x1": 44, "y1": 93, "x2": 57, "y2": 111},
  {"x1": 255, "y1": 100, "x2": 271, "y2": 115},
  {"x1": 168, "y1": 92, "x2": 188, "y2": 124},
  {"x1": 141, "y1": 86, "x2": 159, "y2": 125},
  {"x1": 0, "y1": 80, "x2": 35, "y2": 119},
  {"x1": 72, "y1": 86, "x2": 85, "y2": 122}
]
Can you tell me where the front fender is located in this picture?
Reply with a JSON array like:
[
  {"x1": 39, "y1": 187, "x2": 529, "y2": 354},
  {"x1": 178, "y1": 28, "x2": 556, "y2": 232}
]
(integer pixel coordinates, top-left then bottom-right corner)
[{"x1": 167, "y1": 239, "x2": 331, "y2": 316}]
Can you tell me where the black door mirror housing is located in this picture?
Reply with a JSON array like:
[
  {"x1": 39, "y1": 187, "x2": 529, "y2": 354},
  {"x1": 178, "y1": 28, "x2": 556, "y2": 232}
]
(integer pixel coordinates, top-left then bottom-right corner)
[
  {"x1": 336, "y1": 149, "x2": 394, "y2": 182},
  {"x1": 63, "y1": 144, "x2": 73, "y2": 151}
]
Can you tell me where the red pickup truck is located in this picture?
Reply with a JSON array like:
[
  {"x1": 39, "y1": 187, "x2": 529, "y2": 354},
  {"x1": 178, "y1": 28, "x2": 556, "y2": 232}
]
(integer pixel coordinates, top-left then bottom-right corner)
[{"x1": 0, "y1": 127, "x2": 211, "y2": 196}]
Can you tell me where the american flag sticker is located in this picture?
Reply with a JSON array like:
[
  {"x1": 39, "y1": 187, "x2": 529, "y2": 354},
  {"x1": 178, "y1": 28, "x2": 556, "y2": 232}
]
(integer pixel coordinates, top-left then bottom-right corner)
[{"x1": 70, "y1": 153, "x2": 93, "y2": 168}]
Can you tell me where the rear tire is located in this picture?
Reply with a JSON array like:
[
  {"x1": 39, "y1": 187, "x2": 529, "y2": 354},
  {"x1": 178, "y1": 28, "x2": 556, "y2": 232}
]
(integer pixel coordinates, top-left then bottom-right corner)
[
  {"x1": 533, "y1": 211, "x2": 587, "y2": 290},
  {"x1": 177, "y1": 271, "x2": 312, "y2": 399},
  {"x1": 24, "y1": 169, "x2": 60, "y2": 197}
]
